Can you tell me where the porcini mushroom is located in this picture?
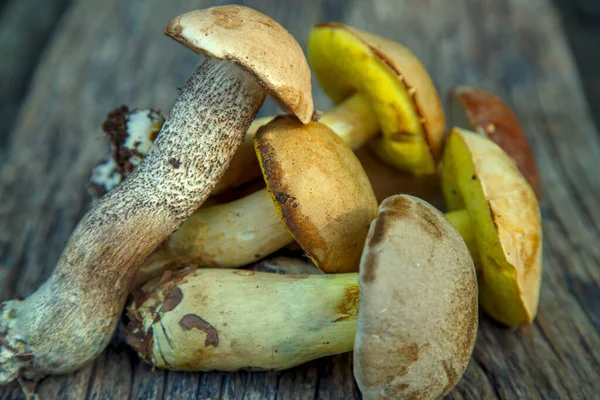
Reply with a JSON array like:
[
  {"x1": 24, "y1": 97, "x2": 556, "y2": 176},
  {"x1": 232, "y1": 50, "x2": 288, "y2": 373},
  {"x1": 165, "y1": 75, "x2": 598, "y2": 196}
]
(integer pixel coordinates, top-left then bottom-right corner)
[
  {"x1": 448, "y1": 85, "x2": 542, "y2": 200},
  {"x1": 441, "y1": 128, "x2": 542, "y2": 327},
  {"x1": 309, "y1": 23, "x2": 446, "y2": 176},
  {"x1": 125, "y1": 195, "x2": 478, "y2": 400},
  {"x1": 134, "y1": 116, "x2": 377, "y2": 285},
  {"x1": 354, "y1": 195, "x2": 478, "y2": 399},
  {"x1": 0, "y1": 5, "x2": 312, "y2": 383}
]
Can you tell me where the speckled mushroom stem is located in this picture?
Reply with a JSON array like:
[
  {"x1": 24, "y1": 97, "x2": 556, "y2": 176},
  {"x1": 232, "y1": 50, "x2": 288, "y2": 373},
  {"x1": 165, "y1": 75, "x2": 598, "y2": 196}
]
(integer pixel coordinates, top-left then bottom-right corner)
[
  {"x1": 126, "y1": 268, "x2": 359, "y2": 371},
  {"x1": 0, "y1": 58, "x2": 265, "y2": 383}
]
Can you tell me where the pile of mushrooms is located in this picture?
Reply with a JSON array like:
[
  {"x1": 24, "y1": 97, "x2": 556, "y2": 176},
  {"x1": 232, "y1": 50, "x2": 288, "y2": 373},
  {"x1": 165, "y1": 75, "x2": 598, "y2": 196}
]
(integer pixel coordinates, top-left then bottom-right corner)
[{"x1": 0, "y1": 5, "x2": 544, "y2": 400}]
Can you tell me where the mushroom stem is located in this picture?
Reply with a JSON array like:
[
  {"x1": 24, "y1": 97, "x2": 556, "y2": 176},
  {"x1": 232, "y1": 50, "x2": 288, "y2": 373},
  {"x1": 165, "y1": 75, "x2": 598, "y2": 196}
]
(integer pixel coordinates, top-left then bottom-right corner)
[
  {"x1": 319, "y1": 93, "x2": 379, "y2": 149},
  {"x1": 444, "y1": 209, "x2": 480, "y2": 262},
  {"x1": 0, "y1": 57, "x2": 266, "y2": 383},
  {"x1": 133, "y1": 189, "x2": 293, "y2": 288},
  {"x1": 126, "y1": 269, "x2": 358, "y2": 371}
]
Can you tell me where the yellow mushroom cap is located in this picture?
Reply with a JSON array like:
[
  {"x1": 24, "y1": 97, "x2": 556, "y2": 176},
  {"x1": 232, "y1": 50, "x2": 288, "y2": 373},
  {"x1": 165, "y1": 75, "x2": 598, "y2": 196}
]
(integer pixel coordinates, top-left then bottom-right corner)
[
  {"x1": 308, "y1": 23, "x2": 445, "y2": 175},
  {"x1": 354, "y1": 195, "x2": 478, "y2": 399},
  {"x1": 165, "y1": 5, "x2": 314, "y2": 123},
  {"x1": 254, "y1": 116, "x2": 378, "y2": 273},
  {"x1": 441, "y1": 128, "x2": 542, "y2": 327}
]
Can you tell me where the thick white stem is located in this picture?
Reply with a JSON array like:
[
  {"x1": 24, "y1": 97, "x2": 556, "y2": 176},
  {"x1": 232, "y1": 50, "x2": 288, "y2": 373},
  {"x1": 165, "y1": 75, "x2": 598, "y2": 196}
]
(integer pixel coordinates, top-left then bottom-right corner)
[
  {"x1": 0, "y1": 58, "x2": 265, "y2": 383},
  {"x1": 132, "y1": 185, "x2": 276, "y2": 291},
  {"x1": 136, "y1": 189, "x2": 293, "y2": 282}
]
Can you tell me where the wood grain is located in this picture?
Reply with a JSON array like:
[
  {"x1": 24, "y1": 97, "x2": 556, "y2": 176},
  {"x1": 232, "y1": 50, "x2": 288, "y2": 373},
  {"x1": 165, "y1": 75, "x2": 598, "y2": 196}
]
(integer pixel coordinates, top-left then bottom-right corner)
[
  {"x1": 1, "y1": 0, "x2": 599, "y2": 398},
  {"x1": 0, "y1": 0, "x2": 70, "y2": 152}
]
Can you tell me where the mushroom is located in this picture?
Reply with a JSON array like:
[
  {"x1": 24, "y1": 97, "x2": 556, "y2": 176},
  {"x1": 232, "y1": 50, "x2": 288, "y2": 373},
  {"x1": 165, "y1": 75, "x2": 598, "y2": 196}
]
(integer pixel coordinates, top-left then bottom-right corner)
[
  {"x1": 441, "y1": 127, "x2": 542, "y2": 327},
  {"x1": 132, "y1": 116, "x2": 377, "y2": 288},
  {"x1": 100, "y1": 23, "x2": 445, "y2": 204},
  {"x1": 0, "y1": 5, "x2": 312, "y2": 383},
  {"x1": 308, "y1": 23, "x2": 446, "y2": 176},
  {"x1": 125, "y1": 195, "x2": 478, "y2": 400},
  {"x1": 448, "y1": 85, "x2": 542, "y2": 200}
]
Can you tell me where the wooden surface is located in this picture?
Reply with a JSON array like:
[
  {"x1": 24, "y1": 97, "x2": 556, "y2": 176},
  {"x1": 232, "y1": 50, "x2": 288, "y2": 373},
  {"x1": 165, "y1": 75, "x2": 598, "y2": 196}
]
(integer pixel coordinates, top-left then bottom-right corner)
[
  {"x1": 553, "y1": 0, "x2": 600, "y2": 130},
  {"x1": 1, "y1": 0, "x2": 599, "y2": 398}
]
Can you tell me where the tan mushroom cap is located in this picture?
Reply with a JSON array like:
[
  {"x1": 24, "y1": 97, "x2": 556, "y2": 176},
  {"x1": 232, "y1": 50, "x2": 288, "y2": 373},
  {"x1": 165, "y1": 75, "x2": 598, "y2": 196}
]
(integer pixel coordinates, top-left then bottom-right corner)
[
  {"x1": 255, "y1": 116, "x2": 378, "y2": 273},
  {"x1": 441, "y1": 128, "x2": 542, "y2": 327},
  {"x1": 165, "y1": 5, "x2": 314, "y2": 123},
  {"x1": 308, "y1": 23, "x2": 445, "y2": 175},
  {"x1": 448, "y1": 85, "x2": 542, "y2": 200},
  {"x1": 354, "y1": 195, "x2": 478, "y2": 399}
]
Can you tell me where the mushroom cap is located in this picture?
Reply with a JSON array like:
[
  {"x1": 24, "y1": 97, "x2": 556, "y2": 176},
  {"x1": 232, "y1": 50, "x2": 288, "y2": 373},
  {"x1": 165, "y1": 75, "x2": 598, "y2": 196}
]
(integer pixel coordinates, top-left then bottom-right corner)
[
  {"x1": 254, "y1": 116, "x2": 378, "y2": 273},
  {"x1": 354, "y1": 195, "x2": 478, "y2": 399},
  {"x1": 448, "y1": 85, "x2": 542, "y2": 200},
  {"x1": 441, "y1": 128, "x2": 542, "y2": 327},
  {"x1": 165, "y1": 5, "x2": 314, "y2": 123},
  {"x1": 308, "y1": 23, "x2": 445, "y2": 175}
]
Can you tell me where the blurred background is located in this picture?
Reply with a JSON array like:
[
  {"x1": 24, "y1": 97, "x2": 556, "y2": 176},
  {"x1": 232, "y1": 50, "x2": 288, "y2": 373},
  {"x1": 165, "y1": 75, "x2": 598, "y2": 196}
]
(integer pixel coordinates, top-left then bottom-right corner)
[{"x1": 554, "y1": 0, "x2": 600, "y2": 129}]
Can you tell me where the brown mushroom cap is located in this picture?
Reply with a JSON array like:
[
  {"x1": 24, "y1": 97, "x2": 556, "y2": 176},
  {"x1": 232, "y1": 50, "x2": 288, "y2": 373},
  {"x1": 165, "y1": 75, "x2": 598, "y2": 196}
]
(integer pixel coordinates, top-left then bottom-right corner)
[
  {"x1": 308, "y1": 23, "x2": 445, "y2": 174},
  {"x1": 165, "y1": 5, "x2": 313, "y2": 123},
  {"x1": 354, "y1": 195, "x2": 478, "y2": 399},
  {"x1": 255, "y1": 116, "x2": 378, "y2": 273},
  {"x1": 441, "y1": 128, "x2": 542, "y2": 327},
  {"x1": 448, "y1": 85, "x2": 542, "y2": 200}
]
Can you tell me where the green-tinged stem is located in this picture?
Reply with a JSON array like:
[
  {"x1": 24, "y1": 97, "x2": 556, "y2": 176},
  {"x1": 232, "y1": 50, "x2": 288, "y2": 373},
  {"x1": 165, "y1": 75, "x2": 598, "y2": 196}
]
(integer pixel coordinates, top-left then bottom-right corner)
[{"x1": 126, "y1": 269, "x2": 359, "y2": 371}]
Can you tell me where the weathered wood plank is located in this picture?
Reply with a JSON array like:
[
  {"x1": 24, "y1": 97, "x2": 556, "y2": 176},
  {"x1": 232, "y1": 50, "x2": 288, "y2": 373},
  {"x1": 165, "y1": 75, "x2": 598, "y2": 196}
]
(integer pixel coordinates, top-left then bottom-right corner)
[
  {"x1": 553, "y1": 0, "x2": 600, "y2": 130},
  {"x1": 0, "y1": 0, "x2": 70, "y2": 151},
  {"x1": 1, "y1": 0, "x2": 599, "y2": 399}
]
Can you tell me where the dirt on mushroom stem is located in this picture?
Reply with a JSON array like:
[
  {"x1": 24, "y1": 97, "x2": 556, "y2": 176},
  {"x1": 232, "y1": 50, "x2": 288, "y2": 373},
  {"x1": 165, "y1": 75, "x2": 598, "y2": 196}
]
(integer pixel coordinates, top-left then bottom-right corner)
[
  {"x1": 0, "y1": 57, "x2": 265, "y2": 383},
  {"x1": 126, "y1": 268, "x2": 359, "y2": 371}
]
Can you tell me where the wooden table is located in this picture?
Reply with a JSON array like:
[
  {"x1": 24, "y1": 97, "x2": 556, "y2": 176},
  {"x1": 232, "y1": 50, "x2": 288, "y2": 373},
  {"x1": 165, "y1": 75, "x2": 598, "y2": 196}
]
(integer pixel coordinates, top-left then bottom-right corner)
[{"x1": 1, "y1": 0, "x2": 598, "y2": 398}]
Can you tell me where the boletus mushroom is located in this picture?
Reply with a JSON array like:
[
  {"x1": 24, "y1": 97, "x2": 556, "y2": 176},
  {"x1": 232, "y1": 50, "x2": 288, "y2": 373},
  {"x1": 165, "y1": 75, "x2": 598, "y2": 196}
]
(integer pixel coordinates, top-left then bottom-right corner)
[
  {"x1": 126, "y1": 195, "x2": 478, "y2": 399},
  {"x1": 441, "y1": 128, "x2": 542, "y2": 327},
  {"x1": 448, "y1": 85, "x2": 542, "y2": 200},
  {"x1": 0, "y1": 5, "x2": 312, "y2": 383},
  {"x1": 132, "y1": 116, "x2": 377, "y2": 288},
  {"x1": 309, "y1": 23, "x2": 446, "y2": 176}
]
